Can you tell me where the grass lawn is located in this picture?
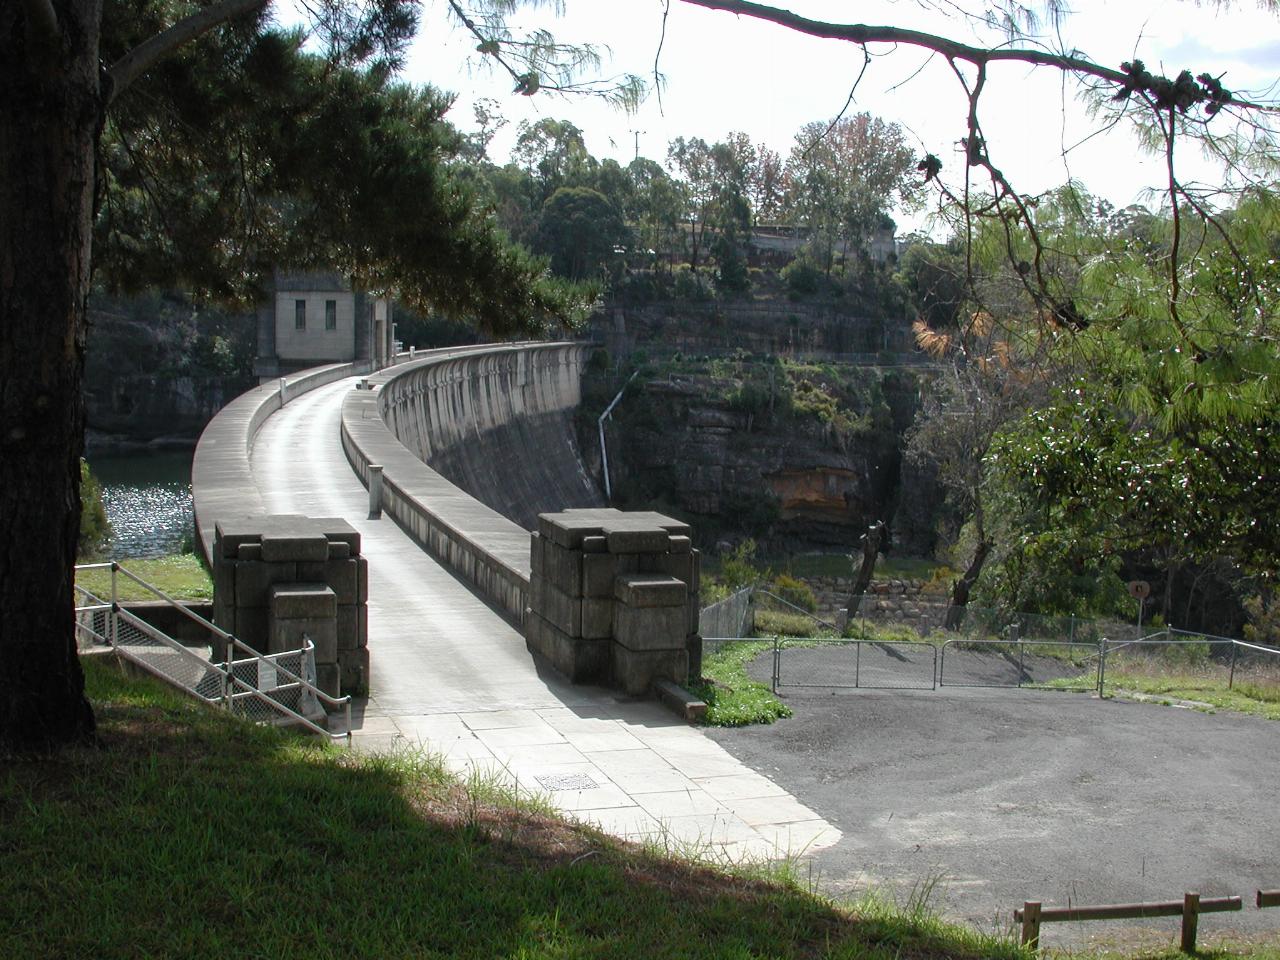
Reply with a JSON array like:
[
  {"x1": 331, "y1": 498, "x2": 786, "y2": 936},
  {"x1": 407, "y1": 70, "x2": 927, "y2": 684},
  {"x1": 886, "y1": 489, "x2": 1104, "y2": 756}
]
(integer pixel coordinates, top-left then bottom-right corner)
[
  {"x1": 75, "y1": 553, "x2": 213, "y2": 602},
  {"x1": 1094, "y1": 666, "x2": 1280, "y2": 720},
  {"x1": 0, "y1": 657, "x2": 1045, "y2": 960},
  {"x1": 692, "y1": 640, "x2": 793, "y2": 727}
]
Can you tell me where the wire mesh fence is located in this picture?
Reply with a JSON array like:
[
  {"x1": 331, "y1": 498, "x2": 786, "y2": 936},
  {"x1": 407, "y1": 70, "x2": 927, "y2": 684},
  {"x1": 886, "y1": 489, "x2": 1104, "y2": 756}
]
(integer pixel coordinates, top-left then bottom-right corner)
[
  {"x1": 939, "y1": 640, "x2": 1101, "y2": 690},
  {"x1": 1098, "y1": 632, "x2": 1280, "y2": 699},
  {"x1": 113, "y1": 609, "x2": 222, "y2": 698},
  {"x1": 699, "y1": 587, "x2": 755, "y2": 639},
  {"x1": 776, "y1": 638, "x2": 938, "y2": 692}
]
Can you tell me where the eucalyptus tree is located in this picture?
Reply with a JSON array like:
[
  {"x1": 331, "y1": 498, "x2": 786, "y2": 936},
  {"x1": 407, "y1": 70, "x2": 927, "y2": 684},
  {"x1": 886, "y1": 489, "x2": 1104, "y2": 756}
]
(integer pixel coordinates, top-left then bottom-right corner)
[{"x1": 782, "y1": 114, "x2": 919, "y2": 275}]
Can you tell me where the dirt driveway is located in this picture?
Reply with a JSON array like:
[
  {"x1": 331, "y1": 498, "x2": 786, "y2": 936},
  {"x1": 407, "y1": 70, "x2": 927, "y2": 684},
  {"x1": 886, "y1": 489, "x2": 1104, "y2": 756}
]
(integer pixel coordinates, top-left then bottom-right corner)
[{"x1": 705, "y1": 662, "x2": 1280, "y2": 947}]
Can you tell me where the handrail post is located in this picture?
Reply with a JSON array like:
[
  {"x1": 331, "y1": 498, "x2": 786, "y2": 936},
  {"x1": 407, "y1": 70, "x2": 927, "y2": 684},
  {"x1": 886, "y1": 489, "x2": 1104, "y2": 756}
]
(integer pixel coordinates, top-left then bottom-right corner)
[
  {"x1": 1021, "y1": 901, "x2": 1041, "y2": 949},
  {"x1": 109, "y1": 561, "x2": 119, "y2": 648},
  {"x1": 1181, "y1": 892, "x2": 1199, "y2": 953}
]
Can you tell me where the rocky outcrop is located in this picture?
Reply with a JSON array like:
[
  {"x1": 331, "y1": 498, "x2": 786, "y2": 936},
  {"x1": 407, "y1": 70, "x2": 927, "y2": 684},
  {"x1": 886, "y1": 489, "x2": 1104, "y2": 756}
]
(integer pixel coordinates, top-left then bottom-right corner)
[{"x1": 595, "y1": 369, "x2": 923, "y2": 550}]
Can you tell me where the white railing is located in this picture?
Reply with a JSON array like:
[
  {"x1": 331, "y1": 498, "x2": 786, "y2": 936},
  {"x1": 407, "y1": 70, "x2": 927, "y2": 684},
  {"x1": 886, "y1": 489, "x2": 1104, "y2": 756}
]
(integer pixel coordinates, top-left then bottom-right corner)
[{"x1": 75, "y1": 562, "x2": 351, "y2": 743}]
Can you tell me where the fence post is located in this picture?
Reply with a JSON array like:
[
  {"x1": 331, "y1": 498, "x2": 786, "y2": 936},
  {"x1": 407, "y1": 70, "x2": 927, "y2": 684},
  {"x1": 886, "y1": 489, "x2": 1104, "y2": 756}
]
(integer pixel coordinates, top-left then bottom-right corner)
[
  {"x1": 1229, "y1": 642, "x2": 1239, "y2": 690},
  {"x1": 1021, "y1": 901, "x2": 1041, "y2": 948},
  {"x1": 1018, "y1": 639, "x2": 1026, "y2": 688},
  {"x1": 855, "y1": 639, "x2": 861, "y2": 688},
  {"x1": 772, "y1": 636, "x2": 779, "y2": 694},
  {"x1": 1181, "y1": 892, "x2": 1200, "y2": 953},
  {"x1": 1098, "y1": 637, "x2": 1108, "y2": 696}
]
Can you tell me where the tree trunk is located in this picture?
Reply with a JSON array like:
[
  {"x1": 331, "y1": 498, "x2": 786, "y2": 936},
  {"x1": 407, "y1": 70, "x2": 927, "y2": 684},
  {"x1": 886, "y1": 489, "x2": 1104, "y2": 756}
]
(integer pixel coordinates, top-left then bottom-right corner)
[
  {"x1": 844, "y1": 520, "x2": 885, "y2": 622},
  {"x1": 944, "y1": 540, "x2": 993, "y2": 631},
  {"x1": 0, "y1": 1, "x2": 102, "y2": 750}
]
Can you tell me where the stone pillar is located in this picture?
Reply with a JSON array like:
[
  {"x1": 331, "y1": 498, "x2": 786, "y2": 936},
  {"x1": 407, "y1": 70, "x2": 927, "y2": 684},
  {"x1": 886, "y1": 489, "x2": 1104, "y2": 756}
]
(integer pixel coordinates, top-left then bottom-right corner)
[
  {"x1": 212, "y1": 516, "x2": 369, "y2": 698},
  {"x1": 526, "y1": 508, "x2": 702, "y2": 696}
]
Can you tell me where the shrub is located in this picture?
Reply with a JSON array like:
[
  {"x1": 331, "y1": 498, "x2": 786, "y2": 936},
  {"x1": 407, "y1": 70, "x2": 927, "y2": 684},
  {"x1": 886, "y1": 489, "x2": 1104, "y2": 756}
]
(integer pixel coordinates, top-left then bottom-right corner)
[
  {"x1": 782, "y1": 257, "x2": 824, "y2": 296},
  {"x1": 772, "y1": 574, "x2": 817, "y2": 612},
  {"x1": 78, "y1": 459, "x2": 111, "y2": 559},
  {"x1": 719, "y1": 538, "x2": 760, "y2": 591}
]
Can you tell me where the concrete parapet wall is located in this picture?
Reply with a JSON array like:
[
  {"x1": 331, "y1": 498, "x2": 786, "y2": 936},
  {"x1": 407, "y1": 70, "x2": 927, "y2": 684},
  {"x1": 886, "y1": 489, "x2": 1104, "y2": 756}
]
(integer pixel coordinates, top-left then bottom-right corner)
[
  {"x1": 341, "y1": 343, "x2": 592, "y2": 623},
  {"x1": 192, "y1": 360, "x2": 371, "y2": 565},
  {"x1": 378, "y1": 343, "x2": 602, "y2": 528}
]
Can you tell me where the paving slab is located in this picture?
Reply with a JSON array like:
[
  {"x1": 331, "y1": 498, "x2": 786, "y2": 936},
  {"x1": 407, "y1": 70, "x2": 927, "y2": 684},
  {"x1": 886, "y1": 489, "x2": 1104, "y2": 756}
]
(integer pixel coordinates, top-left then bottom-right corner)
[{"x1": 247, "y1": 376, "x2": 841, "y2": 861}]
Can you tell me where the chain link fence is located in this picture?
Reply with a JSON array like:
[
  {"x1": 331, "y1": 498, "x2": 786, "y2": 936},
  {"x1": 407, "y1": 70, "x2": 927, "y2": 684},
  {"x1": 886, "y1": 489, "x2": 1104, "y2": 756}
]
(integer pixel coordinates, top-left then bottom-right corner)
[
  {"x1": 711, "y1": 587, "x2": 1280, "y2": 702},
  {"x1": 776, "y1": 638, "x2": 938, "y2": 692}
]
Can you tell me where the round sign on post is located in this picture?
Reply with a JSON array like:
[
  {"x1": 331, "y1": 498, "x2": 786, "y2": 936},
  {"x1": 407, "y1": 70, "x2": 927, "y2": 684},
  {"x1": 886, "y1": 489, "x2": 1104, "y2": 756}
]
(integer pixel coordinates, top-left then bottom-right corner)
[{"x1": 1127, "y1": 580, "x2": 1151, "y2": 600}]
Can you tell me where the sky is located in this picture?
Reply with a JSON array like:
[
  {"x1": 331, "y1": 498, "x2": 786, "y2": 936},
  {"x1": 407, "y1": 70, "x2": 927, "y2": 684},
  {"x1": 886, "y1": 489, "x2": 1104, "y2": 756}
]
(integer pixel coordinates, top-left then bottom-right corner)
[{"x1": 301, "y1": 1, "x2": 1280, "y2": 233}]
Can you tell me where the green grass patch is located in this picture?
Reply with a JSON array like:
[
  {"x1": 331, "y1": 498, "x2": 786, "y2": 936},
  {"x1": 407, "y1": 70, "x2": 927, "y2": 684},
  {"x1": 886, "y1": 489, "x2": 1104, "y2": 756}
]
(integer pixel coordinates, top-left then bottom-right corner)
[
  {"x1": 692, "y1": 640, "x2": 793, "y2": 727},
  {"x1": 1094, "y1": 667, "x2": 1280, "y2": 720},
  {"x1": 1, "y1": 657, "x2": 1048, "y2": 960},
  {"x1": 755, "y1": 608, "x2": 835, "y2": 638},
  {"x1": 76, "y1": 553, "x2": 212, "y2": 602}
]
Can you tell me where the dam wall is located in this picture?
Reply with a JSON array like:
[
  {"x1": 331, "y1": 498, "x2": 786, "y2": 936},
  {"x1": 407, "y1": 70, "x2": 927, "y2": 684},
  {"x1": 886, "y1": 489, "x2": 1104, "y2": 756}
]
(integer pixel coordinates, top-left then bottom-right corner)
[
  {"x1": 378, "y1": 342, "x2": 602, "y2": 529},
  {"x1": 341, "y1": 342, "x2": 601, "y2": 623}
]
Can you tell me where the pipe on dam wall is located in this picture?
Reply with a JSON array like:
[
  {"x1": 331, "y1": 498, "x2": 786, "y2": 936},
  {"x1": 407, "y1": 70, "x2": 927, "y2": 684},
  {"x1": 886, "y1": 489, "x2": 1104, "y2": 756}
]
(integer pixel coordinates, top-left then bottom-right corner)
[
  {"x1": 341, "y1": 341, "x2": 600, "y2": 623},
  {"x1": 377, "y1": 342, "x2": 603, "y2": 529}
]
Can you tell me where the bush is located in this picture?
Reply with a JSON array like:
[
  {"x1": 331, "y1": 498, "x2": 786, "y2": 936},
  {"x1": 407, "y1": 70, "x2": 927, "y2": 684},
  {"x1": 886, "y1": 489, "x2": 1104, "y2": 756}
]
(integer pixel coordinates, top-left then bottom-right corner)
[
  {"x1": 673, "y1": 266, "x2": 713, "y2": 301},
  {"x1": 782, "y1": 257, "x2": 824, "y2": 297},
  {"x1": 78, "y1": 459, "x2": 111, "y2": 559},
  {"x1": 719, "y1": 538, "x2": 760, "y2": 591},
  {"x1": 771, "y1": 573, "x2": 817, "y2": 612},
  {"x1": 755, "y1": 610, "x2": 824, "y2": 637}
]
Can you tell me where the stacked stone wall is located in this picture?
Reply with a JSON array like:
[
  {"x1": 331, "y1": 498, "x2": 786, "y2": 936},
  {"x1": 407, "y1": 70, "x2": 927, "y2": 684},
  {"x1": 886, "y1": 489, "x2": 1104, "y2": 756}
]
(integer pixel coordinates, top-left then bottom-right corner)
[{"x1": 804, "y1": 575, "x2": 950, "y2": 630}]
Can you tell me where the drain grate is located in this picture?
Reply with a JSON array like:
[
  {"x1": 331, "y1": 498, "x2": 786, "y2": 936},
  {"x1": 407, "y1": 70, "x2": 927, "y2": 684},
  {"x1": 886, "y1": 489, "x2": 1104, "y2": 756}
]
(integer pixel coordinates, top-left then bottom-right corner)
[{"x1": 535, "y1": 773, "x2": 599, "y2": 792}]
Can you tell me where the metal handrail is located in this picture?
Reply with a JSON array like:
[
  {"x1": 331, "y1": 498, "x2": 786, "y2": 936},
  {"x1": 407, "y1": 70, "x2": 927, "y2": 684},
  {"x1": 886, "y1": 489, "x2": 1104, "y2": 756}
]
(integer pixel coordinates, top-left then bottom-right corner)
[
  {"x1": 77, "y1": 561, "x2": 352, "y2": 742},
  {"x1": 111, "y1": 562, "x2": 351, "y2": 715},
  {"x1": 114, "y1": 606, "x2": 348, "y2": 741}
]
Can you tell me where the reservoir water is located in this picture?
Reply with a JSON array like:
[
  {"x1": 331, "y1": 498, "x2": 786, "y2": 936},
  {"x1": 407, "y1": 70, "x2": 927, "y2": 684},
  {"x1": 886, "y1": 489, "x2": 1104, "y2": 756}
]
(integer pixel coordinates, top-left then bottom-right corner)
[{"x1": 90, "y1": 451, "x2": 195, "y2": 558}]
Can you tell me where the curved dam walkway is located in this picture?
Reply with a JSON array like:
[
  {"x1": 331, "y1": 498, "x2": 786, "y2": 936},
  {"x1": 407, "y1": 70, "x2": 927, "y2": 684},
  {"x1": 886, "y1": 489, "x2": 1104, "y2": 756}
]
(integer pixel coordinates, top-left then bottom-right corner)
[{"x1": 247, "y1": 374, "x2": 840, "y2": 861}]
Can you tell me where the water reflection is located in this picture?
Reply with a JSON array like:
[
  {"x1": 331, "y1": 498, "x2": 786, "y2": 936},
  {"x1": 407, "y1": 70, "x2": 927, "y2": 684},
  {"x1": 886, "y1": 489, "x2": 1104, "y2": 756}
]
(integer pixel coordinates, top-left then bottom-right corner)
[{"x1": 90, "y1": 451, "x2": 194, "y2": 558}]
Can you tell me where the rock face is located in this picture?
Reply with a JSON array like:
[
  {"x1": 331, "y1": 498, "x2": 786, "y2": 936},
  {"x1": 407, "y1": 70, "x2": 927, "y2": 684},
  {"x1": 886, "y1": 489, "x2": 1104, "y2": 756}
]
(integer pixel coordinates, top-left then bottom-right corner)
[
  {"x1": 592, "y1": 367, "x2": 928, "y2": 551},
  {"x1": 85, "y1": 294, "x2": 255, "y2": 448}
]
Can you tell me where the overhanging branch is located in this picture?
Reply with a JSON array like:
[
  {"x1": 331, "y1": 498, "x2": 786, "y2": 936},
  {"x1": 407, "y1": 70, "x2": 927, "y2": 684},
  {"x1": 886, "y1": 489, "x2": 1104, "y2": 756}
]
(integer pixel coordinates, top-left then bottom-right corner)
[
  {"x1": 677, "y1": 0, "x2": 1275, "y2": 113},
  {"x1": 106, "y1": 0, "x2": 267, "y2": 106}
]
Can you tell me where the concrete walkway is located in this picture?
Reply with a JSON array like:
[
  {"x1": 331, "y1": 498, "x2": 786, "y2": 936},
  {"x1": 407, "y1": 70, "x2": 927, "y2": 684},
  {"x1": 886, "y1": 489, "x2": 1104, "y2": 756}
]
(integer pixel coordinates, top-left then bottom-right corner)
[{"x1": 249, "y1": 376, "x2": 840, "y2": 861}]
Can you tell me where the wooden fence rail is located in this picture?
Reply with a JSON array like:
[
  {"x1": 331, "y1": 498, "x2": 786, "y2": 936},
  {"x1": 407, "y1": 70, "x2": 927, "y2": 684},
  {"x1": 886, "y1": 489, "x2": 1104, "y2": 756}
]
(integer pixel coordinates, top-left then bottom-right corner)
[{"x1": 1014, "y1": 893, "x2": 1242, "y2": 951}]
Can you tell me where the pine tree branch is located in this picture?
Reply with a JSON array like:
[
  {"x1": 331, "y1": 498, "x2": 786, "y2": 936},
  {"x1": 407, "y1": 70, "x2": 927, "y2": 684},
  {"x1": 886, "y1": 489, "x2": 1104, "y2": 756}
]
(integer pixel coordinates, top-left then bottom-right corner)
[
  {"x1": 677, "y1": 0, "x2": 1276, "y2": 113},
  {"x1": 106, "y1": 0, "x2": 267, "y2": 106}
]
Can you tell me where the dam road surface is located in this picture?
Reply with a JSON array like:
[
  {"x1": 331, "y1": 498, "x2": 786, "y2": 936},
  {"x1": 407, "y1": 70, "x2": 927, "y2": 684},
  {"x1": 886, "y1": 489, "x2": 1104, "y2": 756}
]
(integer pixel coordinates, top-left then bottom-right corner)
[{"x1": 249, "y1": 375, "x2": 840, "y2": 862}]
